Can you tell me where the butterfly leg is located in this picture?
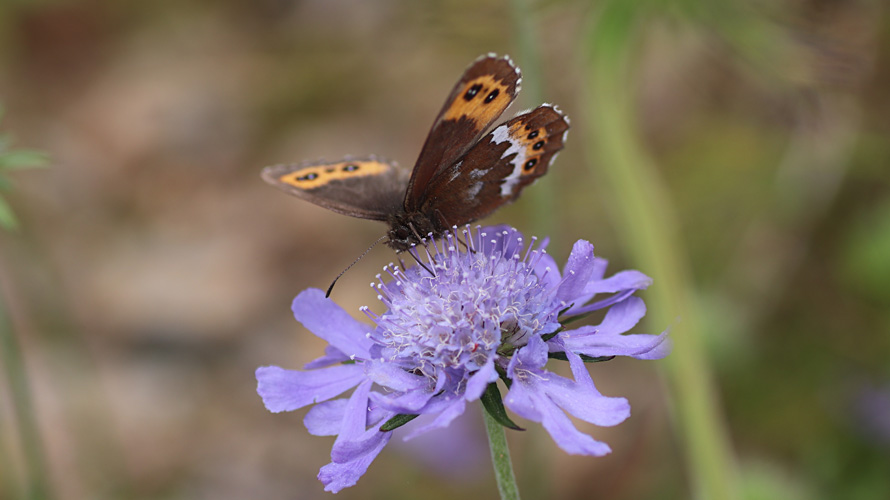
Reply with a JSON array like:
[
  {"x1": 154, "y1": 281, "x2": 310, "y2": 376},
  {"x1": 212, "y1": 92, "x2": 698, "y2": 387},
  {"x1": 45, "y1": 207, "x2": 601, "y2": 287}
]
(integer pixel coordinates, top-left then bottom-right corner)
[
  {"x1": 433, "y1": 209, "x2": 451, "y2": 232},
  {"x1": 407, "y1": 221, "x2": 427, "y2": 247},
  {"x1": 434, "y1": 210, "x2": 475, "y2": 254},
  {"x1": 407, "y1": 221, "x2": 441, "y2": 270},
  {"x1": 402, "y1": 246, "x2": 436, "y2": 277}
]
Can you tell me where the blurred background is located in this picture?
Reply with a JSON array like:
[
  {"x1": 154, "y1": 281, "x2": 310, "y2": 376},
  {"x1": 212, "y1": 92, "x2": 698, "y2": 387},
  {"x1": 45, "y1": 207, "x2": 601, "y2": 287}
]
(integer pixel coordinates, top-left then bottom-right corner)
[{"x1": 0, "y1": 0, "x2": 888, "y2": 499}]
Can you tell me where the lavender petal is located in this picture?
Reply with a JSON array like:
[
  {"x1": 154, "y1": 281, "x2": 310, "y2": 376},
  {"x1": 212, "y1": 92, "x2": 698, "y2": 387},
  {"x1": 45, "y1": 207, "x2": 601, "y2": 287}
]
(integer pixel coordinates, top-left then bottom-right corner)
[
  {"x1": 256, "y1": 364, "x2": 366, "y2": 412},
  {"x1": 292, "y1": 288, "x2": 375, "y2": 360}
]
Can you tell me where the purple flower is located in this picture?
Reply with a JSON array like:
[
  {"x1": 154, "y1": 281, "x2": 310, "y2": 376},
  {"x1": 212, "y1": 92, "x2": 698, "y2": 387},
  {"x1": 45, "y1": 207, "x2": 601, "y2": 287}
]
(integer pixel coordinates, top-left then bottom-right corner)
[{"x1": 257, "y1": 225, "x2": 670, "y2": 492}]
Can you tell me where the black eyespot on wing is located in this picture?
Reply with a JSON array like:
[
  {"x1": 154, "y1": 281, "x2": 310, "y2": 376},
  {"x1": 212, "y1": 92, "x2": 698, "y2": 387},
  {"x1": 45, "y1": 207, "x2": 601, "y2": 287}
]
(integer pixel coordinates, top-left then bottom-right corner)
[
  {"x1": 528, "y1": 130, "x2": 539, "y2": 139},
  {"x1": 464, "y1": 84, "x2": 482, "y2": 100},
  {"x1": 298, "y1": 172, "x2": 319, "y2": 181},
  {"x1": 343, "y1": 164, "x2": 360, "y2": 172},
  {"x1": 533, "y1": 141, "x2": 544, "y2": 150},
  {"x1": 524, "y1": 158, "x2": 538, "y2": 171},
  {"x1": 484, "y1": 89, "x2": 500, "y2": 103}
]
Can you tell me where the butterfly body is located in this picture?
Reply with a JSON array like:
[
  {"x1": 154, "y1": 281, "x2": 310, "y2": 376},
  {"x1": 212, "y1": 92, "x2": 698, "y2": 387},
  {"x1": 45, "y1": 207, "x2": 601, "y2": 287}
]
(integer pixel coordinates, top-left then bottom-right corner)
[
  {"x1": 263, "y1": 54, "x2": 569, "y2": 251},
  {"x1": 385, "y1": 211, "x2": 440, "y2": 252}
]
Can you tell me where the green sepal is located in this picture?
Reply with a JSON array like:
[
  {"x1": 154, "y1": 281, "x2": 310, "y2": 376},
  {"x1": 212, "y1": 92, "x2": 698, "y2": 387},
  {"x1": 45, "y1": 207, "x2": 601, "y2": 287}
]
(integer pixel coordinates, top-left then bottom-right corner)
[
  {"x1": 560, "y1": 310, "x2": 593, "y2": 325},
  {"x1": 380, "y1": 413, "x2": 420, "y2": 432},
  {"x1": 481, "y1": 382, "x2": 524, "y2": 431},
  {"x1": 493, "y1": 364, "x2": 513, "y2": 389},
  {"x1": 541, "y1": 327, "x2": 562, "y2": 342},
  {"x1": 548, "y1": 351, "x2": 616, "y2": 363}
]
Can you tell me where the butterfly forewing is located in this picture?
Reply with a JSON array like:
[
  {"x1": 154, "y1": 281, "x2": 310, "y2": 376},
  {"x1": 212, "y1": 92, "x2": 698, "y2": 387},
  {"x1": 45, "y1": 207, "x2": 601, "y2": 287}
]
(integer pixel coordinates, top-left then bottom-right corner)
[
  {"x1": 262, "y1": 157, "x2": 409, "y2": 221},
  {"x1": 404, "y1": 55, "x2": 521, "y2": 211},
  {"x1": 420, "y1": 105, "x2": 569, "y2": 226}
]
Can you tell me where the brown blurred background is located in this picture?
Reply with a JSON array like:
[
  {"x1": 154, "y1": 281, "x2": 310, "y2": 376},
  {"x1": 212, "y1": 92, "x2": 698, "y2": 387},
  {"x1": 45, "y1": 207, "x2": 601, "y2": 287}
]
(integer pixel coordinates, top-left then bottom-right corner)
[{"x1": 1, "y1": 0, "x2": 888, "y2": 499}]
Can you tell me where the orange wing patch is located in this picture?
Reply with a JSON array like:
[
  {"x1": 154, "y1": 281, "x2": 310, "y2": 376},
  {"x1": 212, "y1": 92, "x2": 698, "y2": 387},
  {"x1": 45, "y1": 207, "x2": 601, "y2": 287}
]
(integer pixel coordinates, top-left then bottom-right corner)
[
  {"x1": 498, "y1": 121, "x2": 550, "y2": 178},
  {"x1": 277, "y1": 161, "x2": 392, "y2": 190},
  {"x1": 442, "y1": 75, "x2": 513, "y2": 126},
  {"x1": 514, "y1": 122, "x2": 550, "y2": 176},
  {"x1": 490, "y1": 105, "x2": 568, "y2": 198}
]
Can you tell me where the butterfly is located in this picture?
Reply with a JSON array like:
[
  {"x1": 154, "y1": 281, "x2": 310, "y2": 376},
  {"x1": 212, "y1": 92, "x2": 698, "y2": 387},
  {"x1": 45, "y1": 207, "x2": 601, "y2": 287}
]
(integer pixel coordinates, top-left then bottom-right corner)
[{"x1": 262, "y1": 54, "x2": 569, "y2": 252}]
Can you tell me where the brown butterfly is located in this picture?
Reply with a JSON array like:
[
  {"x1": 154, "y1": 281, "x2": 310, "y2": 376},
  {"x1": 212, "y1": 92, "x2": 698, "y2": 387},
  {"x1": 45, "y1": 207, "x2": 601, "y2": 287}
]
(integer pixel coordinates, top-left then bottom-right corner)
[{"x1": 262, "y1": 54, "x2": 569, "y2": 252}]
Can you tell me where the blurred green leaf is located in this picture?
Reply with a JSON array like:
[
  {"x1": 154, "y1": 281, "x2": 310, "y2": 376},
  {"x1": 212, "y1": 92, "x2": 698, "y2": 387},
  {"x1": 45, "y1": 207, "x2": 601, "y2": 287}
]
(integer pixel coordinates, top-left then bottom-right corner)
[
  {"x1": 0, "y1": 196, "x2": 19, "y2": 230},
  {"x1": 0, "y1": 101, "x2": 50, "y2": 231},
  {"x1": 0, "y1": 149, "x2": 49, "y2": 170},
  {"x1": 0, "y1": 150, "x2": 50, "y2": 169},
  {"x1": 840, "y1": 199, "x2": 890, "y2": 304},
  {"x1": 739, "y1": 459, "x2": 812, "y2": 500}
]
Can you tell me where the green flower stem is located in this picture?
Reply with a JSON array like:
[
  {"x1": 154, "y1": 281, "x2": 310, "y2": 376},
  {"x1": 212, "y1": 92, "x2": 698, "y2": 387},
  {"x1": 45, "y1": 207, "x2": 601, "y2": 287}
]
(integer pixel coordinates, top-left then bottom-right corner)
[
  {"x1": 583, "y1": 2, "x2": 740, "y2": 500},
  {"x1": 483, "y1": 408, "x2": 521, "y2": 500}
]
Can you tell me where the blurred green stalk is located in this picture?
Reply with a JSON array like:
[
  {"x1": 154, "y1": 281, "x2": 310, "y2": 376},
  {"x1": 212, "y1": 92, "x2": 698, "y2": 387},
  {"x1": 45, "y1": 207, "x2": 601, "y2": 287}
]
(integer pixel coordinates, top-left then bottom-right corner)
[
  {"x1": 506, "y1": 5, "x2": 559, "y2": 498},
  {"x1": 509, "y1": 0, "x2": 556, "y2": 247},
  {"x1": 0, "y1": 284, "x2": 51, "y2": 500},
  {"x1": 583, "y1": 2, "x2": 740, "y2": 500}
]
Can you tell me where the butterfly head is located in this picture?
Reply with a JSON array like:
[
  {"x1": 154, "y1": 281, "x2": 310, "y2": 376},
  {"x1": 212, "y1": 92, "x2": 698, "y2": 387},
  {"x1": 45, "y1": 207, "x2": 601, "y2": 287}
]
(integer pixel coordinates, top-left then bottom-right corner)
[{"x1": 385, "y1": 211, "x2": 440, "y2": 252}]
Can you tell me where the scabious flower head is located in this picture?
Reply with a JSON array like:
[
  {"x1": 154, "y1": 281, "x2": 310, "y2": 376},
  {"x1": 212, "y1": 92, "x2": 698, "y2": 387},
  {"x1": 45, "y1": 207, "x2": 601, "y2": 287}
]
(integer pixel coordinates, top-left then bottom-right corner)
[{"x1": 257, "y1": 225, "x2": 670, "y2": 492}]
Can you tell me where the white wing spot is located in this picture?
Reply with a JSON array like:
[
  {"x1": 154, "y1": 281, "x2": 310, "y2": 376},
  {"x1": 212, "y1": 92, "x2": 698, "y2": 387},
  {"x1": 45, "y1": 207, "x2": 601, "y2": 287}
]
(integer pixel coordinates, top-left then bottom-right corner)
[
  {"x1": 447, "y1": 161, "x2": 463, "y2": 182},
  {"x1": 490, "y1": 124, "x2": 526, "y2": 197},
  {"x1": 466, "y1": 181, "x2": 483, "y2": 201}
]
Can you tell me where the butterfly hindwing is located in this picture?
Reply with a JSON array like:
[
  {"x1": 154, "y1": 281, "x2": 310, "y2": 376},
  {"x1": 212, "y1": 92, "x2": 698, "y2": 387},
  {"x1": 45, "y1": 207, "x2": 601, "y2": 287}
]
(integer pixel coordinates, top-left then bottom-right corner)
[
  {"x1": 262, "y1": 157, "x2": 409, "y2": 221},
  {"x1": 420, "y1": 105, "x2": 569, "y2": 226},
  {"x1": 404, "y1": 54, "x2": 521, "y2": 211}
]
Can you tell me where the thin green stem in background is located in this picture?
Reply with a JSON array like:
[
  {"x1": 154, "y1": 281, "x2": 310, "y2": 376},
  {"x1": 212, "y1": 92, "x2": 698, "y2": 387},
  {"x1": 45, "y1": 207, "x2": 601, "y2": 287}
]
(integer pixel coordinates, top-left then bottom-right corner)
[
  {"x1": 508, "y1": 0, "x2": 543, "y2": 105},
  {"x1": 582, "y1": 1, "x2": 740, "y2": 500},
  {"x1": 484, "y1": 408, "x2": 521, "y2": 500},
  {"x1": 506, "y1": 4, "x2": 558, "y2": 497},
  {"x1": 0, "y1": 104, "x2": 53, "y2": 500},
  {"x1": 0, "y1": 273, "x2": 52, "y2": 500},
  {"x1": 509, "y1": 0, "x2": 557, "y2": 248}
]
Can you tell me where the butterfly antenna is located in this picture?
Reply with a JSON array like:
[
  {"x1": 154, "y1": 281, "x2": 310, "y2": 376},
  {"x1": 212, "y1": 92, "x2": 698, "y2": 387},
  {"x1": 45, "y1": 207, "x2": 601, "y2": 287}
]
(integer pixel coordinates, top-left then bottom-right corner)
[{"x1": 326, "y1": 234, "x2": 388, "y2": 298}]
